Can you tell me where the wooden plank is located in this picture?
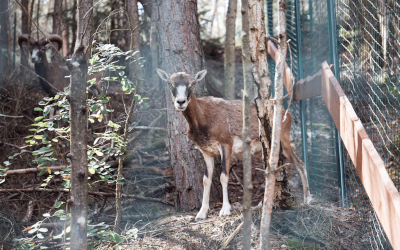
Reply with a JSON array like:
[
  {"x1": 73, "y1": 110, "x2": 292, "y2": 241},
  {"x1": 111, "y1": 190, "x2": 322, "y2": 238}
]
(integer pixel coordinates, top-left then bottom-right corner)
[
  {"x1": 321, "y1": 61, "x2": 400, "y2": 249},
  {"x1": 266, "y1": 38, "x2": 322, "y2": 101},
  {"x1": 292, "y1": 70, "x2": 322, "y2": 101}
]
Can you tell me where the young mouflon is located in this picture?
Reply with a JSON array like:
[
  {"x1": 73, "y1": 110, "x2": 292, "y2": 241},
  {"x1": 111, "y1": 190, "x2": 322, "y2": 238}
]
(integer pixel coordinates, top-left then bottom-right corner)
[{"x1": 157, "y1": 68, "x2": 311, "y2": 220}]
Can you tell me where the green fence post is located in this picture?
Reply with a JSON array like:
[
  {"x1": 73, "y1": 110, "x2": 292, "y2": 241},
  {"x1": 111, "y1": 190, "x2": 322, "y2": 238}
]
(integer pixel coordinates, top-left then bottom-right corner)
[
  {"x1": 294, "y1": 0, "x2": 309, "y2": 181},
  {"x1": 327, "y1": 0, "x2": 347, "y2": 207}
]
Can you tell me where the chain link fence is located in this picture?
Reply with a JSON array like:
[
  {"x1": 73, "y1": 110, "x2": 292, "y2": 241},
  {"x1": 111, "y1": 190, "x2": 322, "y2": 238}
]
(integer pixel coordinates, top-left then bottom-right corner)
[{"x1": 267, "y1": 0, "x2": 398, "y2": 248}]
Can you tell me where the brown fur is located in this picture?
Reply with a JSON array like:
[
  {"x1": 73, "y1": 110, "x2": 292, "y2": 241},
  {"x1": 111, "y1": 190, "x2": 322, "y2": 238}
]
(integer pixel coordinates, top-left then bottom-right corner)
[
  {"x1": 158, "y1": 70, "x2": 311, "y2": 219},
  {"x1": 18, "y1": 34, "x2": 102, "y2": 96}
]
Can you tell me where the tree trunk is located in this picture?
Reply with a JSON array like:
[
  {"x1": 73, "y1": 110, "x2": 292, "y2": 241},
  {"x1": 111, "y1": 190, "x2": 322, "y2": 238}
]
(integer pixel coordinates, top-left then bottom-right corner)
[
  {"x1": 62, "y1": 0, "x2": 69, "y2": 57},
  {"x1": 68, "y1": 0, "x2": 93, "y2": 248},
  {"x1": 260, "y1": 1, "x2": 287, "y2": 248},
  {"x1": 150, "y1": 6, "x2": 158, "y2": 87},
  {"x1": 240, "y1": 0, "x2": 253, "y2": 247},
  {"x1": 70, "y1": 0, "x2": 77, "y2": 55},
  {"x1": 157, "y1": 0, "x2": 210, "y2": 211},
  {"x1": 209, "y1": 0, "x2": 219, "y2": 38},
  {"x1": 0, "y1": 0, "x2": 9, "y2": 76},
  {"x1": 52, "y1": 0, "x2": 63, "y2": 62},
  {"x1": 127, "y1": 0, "x2": 144, "y2": 83},
  {"x1": 21, "y1": 0, "x2": 29, "y2": 67},
  {"x1": 223, "y1": 0, "x2": 237, "y2": 100},
  {"x1": 36, "y1": 0, "x2": 40, "y2": 40}
]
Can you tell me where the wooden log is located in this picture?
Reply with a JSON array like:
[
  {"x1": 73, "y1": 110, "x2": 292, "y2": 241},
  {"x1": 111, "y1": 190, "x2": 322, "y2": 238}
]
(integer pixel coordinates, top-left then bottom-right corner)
[{"x1": 320, "y1": 61, "x2": 400, "y2": 250}]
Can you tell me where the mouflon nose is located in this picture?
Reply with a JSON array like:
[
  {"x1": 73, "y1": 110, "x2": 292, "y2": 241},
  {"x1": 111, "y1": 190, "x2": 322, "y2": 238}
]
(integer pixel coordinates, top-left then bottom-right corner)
[{"x1": 177, "y1": 100, "x2": 186, "y2": 105}]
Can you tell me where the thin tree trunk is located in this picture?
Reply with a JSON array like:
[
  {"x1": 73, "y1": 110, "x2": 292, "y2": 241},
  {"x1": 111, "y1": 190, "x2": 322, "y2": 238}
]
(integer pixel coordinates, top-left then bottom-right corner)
[
  {"x1": 223, "y1": 0, "x2": 237, "y2": 100},
  {"x1": 114, "y1": 90, "x2": 136, "y2": 232},
  {"x1": 62, "y1": 0, "x2": 69, "y2": 57},
  {"x1": 260, "y1": 1, "x2": 287, "y2": 248},
  {"x1": 52, "y1": 0, "x2": 63, "y2": 62},
  {"x1": 0, "y1": 0, "x2": 9, "y2": 75},
  {"x1": 36, "y1": 0, "x2": 40, "y2": 40},
  {"x1": 157, "y1": 0, "x2": 209, "y2": 211},
  {"x1": 70, "y1": 0, "x2": 77, "y2": 55},
  {"x1": 68, "y1": 0, "x2": 93, "y2": 248},
  {"x1": 209, "y1": 0, "x2": 219, "y2": 38},
  {"x1": 127, "y1": 0, "x2": 144, "y2": 83},
  {"x1": 241, "y1": 0, "x2": 253, "y2": 248},
  {"x1": 21, "y1": 0, "x2": 29, "y2": 67},
  {"x1": 150, "y1": 6, "x2": 158, "y2": 87}
]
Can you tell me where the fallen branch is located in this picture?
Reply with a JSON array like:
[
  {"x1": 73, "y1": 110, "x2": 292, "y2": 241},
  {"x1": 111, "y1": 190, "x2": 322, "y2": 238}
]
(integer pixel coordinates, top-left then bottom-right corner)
[
  {"x1": 220, "y1": 221, "x2": 244, "y2": 250},
  {"x1": 0, "y1": 188, "x2": 173, "y2": 206},
  {"x1": 2, "y1": 166, "x2": 66, "y2": 175},
  {"x1": 0, "y1": 114, "x2": 24, "y2": 118}
]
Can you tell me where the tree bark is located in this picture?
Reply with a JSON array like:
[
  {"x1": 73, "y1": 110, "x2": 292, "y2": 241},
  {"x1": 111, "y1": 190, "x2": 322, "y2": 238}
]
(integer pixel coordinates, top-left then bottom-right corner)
[
  {"x1": 157, "y1": 0, "x2": 210, "y2": 211},
  {"x1": 70, "y1": 0, "x2": 77, "y2": 55},
  {"x1": 240, "y1": 0, "x2": 253, "y2": 247},
  {"x1": 260, "y1": 1, "x2": 287, "y2": 249},
  {"x1": 62, "y1": 0, "x2": 69, "y2": 57},
  {"x1": 223, "y1": 0, "x2": 237, "y2": 100},
  {"x1": 150, "y1": 6, "x2": 158, "y2": 87},
  {"x1": 52, "y1": 0, "x2": 63, "y2": 62},
  {"x1": 68, "y1": 0, "x2": 93, "y2": 248},
  {"x1": 0, "y1": 0, "x2": 9, "y2": 75},
  {"x1": 20, "y1": 0, "x2": 29, "y2": 67},
  {"x1": 242, "y1": 0, "x2": 253, "y2": 249},
  {"x1": 127, "y1": 0, "x2": 144, "y2": 83}
]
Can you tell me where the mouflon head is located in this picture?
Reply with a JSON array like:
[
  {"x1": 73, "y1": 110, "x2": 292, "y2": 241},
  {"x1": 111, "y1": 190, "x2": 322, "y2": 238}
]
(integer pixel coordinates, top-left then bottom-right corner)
[{"x1": 156, "y1": 69, "x2": 207, "y2": 111}]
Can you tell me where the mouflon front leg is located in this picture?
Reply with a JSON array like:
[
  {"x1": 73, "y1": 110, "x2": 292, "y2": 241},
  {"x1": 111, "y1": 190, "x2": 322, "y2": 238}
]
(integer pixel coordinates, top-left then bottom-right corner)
[
  {"x1": 196, "y1": 151, "x2": 214, "y2": 220},
  {"x1": 219, "y1": 145, "x2": 232, "y2": 216}
]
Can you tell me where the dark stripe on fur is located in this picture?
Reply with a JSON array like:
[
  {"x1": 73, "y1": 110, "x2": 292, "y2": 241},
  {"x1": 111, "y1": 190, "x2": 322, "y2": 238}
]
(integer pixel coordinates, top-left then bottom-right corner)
[{"x1": 221, "y1": 146, "x2": 226, "y2": 174}]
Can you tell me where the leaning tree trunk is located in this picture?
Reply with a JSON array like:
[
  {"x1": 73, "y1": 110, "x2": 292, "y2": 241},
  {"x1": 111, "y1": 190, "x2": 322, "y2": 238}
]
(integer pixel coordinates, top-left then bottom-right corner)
[
  {"x1": 0, "y1": 0, "x2": 9, "y2": 76},
  {"x1": 68, "y1": 0, "x2": 93, "y2": 249},
  {"x1": 240, "y1": 0, "x2": 253, "y2": 247},
  {"x1": 52, "y1": 0, "x2": 63, "y2": 62},
  {"x1": 259, "y1": 1, "x2": 287, "y2": 248},
  {"x1": 223, "y1": 0, "x2": 237, "y2": 100},
  {"x1": 157, "y1": 0, "x2": 212, "y2": 211}
]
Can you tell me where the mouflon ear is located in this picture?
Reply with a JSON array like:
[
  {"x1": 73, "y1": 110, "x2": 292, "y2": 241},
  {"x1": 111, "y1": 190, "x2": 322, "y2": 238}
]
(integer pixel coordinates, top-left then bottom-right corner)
[
  {"x1": 194, "y1": 70, "x2": 207, "y2": 82},
  {"x1": 156, "y1": 69, "x2": 171, "y2": 82}
]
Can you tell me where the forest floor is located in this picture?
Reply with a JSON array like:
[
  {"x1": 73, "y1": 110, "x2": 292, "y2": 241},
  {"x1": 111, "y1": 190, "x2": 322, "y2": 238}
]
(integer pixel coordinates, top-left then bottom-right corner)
[{"x1": 0, "y1": 45, "x2": 371, "y2": 250}]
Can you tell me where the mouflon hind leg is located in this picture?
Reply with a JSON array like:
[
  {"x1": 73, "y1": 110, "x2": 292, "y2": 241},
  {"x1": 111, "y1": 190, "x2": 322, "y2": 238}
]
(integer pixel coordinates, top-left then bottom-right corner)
[
  {"x1": 219, "y1": 145, "x2": 232, "y2": 216},
  {"x1": 281, "y1": 112, "x2": 312, "y2": 204}
]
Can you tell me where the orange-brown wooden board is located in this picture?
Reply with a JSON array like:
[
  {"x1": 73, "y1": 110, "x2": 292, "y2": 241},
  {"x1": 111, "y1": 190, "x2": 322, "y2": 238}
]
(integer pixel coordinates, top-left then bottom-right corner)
[
  {"x1": 321, "y1": 61, "x2": 400, "y2": 249},
  {"x1": 266, "y1": 38, "x2": 322, "y2": 101}
]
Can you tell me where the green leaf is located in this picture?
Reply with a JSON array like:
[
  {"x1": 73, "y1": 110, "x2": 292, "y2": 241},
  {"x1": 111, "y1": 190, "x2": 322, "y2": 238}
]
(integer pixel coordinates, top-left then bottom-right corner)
[
  {"x1": 110, "y1": 232, "x2": 123, "y2": 244},
  {"x1": 34, "y1": 107, "x2": 43, "y2": 111},
  {"x1": 34, "y1": 135, "x2": 42, "y2": 139},
  {"x1": 52, "y1": 138, "x2": 59, "y2": 142},
  {"x1": 94, "y1": 151, "x2": 104, "y2": 156},
  {"x1": 3, "y1": 161, "x2": 11, "y2": 166},
  {"x1": 28, "y1": 228, "x2": 38, "y2": 234},
  {"x1": 35, "y1": 116, "x2": 44, "y2": 121},
  {"x1": 66, "y1": 226, "x2": 71, "y2": 233},
  {"x1": 55, "y1": 201, "x2": 64, "y2": 208},
  {"x1": 38, "y1": 228, "x2": 48, "y2": 232},
  {"x1": 39, "y1": 168, "x2": 47, "y2": 176},
  {"x1": 133, "y1": 95, "x2": 141, "y2": 101},
  {"x1": 43, "y1": 213, "x2": 51, "y2": 217},
  {"x1": 89, "y1": 167, "x2": 95, "y2": 175}
]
